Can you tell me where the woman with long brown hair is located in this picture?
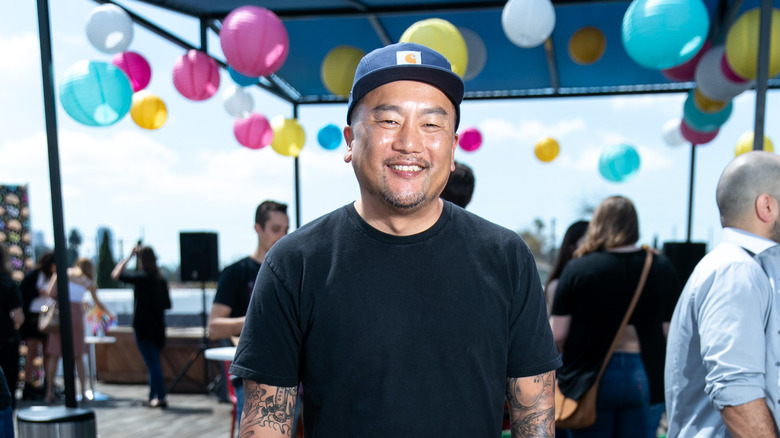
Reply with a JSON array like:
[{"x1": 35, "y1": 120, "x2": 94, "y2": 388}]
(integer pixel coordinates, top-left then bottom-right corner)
[{"x1": 550, "y1": 196, "x2": 680, "y2": 438}]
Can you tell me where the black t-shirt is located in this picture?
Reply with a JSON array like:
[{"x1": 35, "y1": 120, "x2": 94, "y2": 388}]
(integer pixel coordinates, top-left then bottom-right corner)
[
  {"x1": 119, "y1": 271, "x2": 171, "y2": 348},
  {"x1": 551, "y1": 249, "x2": 680, "y2": 404},
  {"x1": 231, "y1": 202, "x2": 561, "y2": 437},
  {"x1": 0, "y1": 274, "x2": 22, "y2": 345},
  {"x1": 213, "y1": 257, "x2": 261, "y2": 318}
]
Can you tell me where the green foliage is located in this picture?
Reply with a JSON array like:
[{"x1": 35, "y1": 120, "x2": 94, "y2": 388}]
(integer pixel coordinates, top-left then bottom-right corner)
[
  {"x1": 66, "y1": 228, "x2": 82, "y2": 266},
  {"x1": 97, "y1": 229, "x2": 118, "y2": 288},
  {"x1": 518, "y1": 217, "x2": 553, "y2": 264}
]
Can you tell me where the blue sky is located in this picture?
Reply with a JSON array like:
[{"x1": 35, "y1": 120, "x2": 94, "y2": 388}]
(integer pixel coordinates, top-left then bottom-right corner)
[{"x1": 2, "y1": 0, "x2": 778, "y2": 268}]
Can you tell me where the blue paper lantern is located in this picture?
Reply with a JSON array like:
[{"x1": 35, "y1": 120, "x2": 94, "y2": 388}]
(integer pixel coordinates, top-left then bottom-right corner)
[
  {"x1": 682, "y1": 90, "x2": 732, "y2": 132},
  {"x1": 621, "y1": 0, "x2": 710, "y2": 70},
  {"x1": 228, "y1": 65, "x2": 259, "y2": 87},
  {"x1": 598, "y1": 144, "x2": 641, "y2": 182},
  {"x1": 317, "y1": 124, "x2": 342, "y2": 150},
  {"x1": 59, "y1": 60, "x2": 133, "y2": 127}
]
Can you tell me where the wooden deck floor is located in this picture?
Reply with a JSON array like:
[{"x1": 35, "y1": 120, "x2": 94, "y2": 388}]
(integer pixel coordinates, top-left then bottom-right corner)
[{"x1": 16, "y1": 381, "x2": 235, "y2": 438}]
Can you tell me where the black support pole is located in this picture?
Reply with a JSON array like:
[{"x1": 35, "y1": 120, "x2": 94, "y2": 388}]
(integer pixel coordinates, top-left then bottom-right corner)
[
  {"x1": 686, "y1": 144, "x2": 697, "y2": 243},
  {"x1": 36, "y1": 0, "x2": 77, "y2": 408},
  {"x1": 753, "y1": 0, "x2": 772, "y2": 150},
  {"x1": 293, "y1": 104, "x2": 301, "y2": 229}
]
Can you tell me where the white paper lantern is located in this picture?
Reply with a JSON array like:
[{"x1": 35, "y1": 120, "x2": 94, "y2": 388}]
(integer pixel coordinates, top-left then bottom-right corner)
[
  {"x1": 502, "y1": 0, "x2": 556, "y2": 48},
  {"x1": 458, "y1": 27, "x2": 487, "y2": 81},
  {"x1": 696, "y1": 45, "x2": 754, "y2": 102},
  {"x1": 222, "y1": 85, "x2": 254, "y2": 118},
  {"x1": 662, "y1": 119, "x2": 685, "y2": 147},
  {"x1": 85, "y1": 4, "x2": 134, "y2": 54}
]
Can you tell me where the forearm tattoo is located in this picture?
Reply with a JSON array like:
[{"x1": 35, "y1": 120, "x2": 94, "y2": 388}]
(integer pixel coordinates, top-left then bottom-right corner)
[
  {"x1": 506, "y1": 371, "x2": 555, "y2": 437},
  {"x1": 240, "y1": 381, "x2": 298, "y2": 438}
]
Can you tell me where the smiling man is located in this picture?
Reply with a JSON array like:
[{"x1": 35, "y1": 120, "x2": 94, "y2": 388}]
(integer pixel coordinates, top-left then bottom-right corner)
[{"x1": 231, "y1": 42, "x2": 561, "y2": 438}]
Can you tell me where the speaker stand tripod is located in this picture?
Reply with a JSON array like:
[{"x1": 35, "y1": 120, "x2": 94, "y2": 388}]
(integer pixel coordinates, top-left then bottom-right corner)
[{"x1": 166, "y1": 281, "x2": 210, "y2": 394}]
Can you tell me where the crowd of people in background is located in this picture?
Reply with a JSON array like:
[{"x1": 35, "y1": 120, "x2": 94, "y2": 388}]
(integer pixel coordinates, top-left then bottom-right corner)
[
  {"x1": 1, "y1": 155, "x2": 778, "y2": 437},
  {"x1": 3, "y1": 42, "x2": 780, "y2": 438}
]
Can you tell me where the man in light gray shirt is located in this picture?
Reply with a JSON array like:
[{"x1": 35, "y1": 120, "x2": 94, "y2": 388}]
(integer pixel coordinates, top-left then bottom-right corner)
[{"x1": 665, "y1": 150, "x2": 780, "y2": 437}]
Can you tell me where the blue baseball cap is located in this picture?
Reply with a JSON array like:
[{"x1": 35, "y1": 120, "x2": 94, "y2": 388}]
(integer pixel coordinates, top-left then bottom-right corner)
[{"x1": 346, "y1": 42, "x2": 464, "y2": 128}]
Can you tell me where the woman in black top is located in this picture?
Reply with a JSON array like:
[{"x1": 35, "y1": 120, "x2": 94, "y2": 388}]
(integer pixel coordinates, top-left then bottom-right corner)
[
  {"x1": 550, "y1": 196, "x2": 680, "y2": 438},
  {"x1": 544, "y1": 220, "x2": 589, "y2": 314},
  {"x1": 112, "y1": 244, "x2": 171, "y2": 408}
]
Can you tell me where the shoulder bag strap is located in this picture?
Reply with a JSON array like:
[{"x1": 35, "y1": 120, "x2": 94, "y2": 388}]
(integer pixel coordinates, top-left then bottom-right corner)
[{"x1": 594, "y1": 247, "x2": 654, "y2": 382}]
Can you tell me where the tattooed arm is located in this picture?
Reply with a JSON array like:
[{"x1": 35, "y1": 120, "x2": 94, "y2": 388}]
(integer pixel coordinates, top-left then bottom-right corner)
[
  {"x1": 506, "y1": 371, "x2": 555, "y2": 438},
  {"x1": 240, "y1": 380, "x2": 298, "y2": 438}
]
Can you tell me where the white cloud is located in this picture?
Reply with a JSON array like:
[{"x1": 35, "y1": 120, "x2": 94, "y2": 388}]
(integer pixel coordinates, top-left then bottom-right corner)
[
  {"x1": 609, "y1": 94, "x2": 684, "y2": 110},
  {"x1": 557, "y1": 146, "x2": 602, "y2": 171},
  {"x1": 555, "y1": 130, "x2": 674, "y2": 172},
  {"x1": 0, "y1": 33, "x2": 39, "y2": 78},
  {"x1": 636, "y1": 144, "x2": 676, "y2": 170},
  {"x1": 479, "y1": 117, "x2": 586, "y2": 144}
]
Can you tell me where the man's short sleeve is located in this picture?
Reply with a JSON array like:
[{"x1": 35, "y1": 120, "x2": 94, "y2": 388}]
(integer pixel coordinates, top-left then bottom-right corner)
[
  {"x1": 230, "y1": 259, "x2": 301, "y2": 388},
  {"x1": 507, "y1": 247, "x2": 562, "y2": 377}
]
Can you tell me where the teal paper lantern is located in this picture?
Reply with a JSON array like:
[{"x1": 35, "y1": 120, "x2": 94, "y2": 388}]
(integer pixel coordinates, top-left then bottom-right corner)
[
  {"x1": 598, "y1": 144, "x2": 641, "y2": 182},
  {"x1": 228, "y1": 65, "x2": 259, "y2": 87},
  {"x1": 682, "y1": 90, "x2": 732, "y2": 132},
  {"x1": 621, "y1": 0, "x2": 710, "y2": 70},
  {"x1": 59, "y1": 60, "x2": 133, "y2": 127},
  {"x1": 317, "y1": 124, "x2": 342, "y2": 150}
]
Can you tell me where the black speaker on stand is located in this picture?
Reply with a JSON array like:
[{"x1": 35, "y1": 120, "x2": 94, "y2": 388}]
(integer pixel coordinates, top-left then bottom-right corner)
[{"x1": 167, "y1": 232, "x2": 219, "y2": 394}]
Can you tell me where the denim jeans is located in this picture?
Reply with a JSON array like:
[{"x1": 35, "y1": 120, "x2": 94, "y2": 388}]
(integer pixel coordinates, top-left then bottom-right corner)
[
  {"x1": 0, "y1": 407, "x2": 12, "y2": 437},
  {"x1": 135, "y1": 336, "x2": 166, "y2": 401},
  {"x1": 568, "y1": 352, "x2": 663, "y2": 438}
]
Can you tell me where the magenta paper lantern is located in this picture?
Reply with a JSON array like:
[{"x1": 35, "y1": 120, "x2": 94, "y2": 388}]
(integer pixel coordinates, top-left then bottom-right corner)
[
  {"x1": 680, "y1": 119, "x2": 719, "y2": 144},
  {"x1": 172, "y1": 49, "x2": 220, "y2": 101},
  {"x1": 234, "y1": 112, "x2": 273, "y2": 150},
  {"x1": 112, "y1": 51, "x2": 151, "y2": 92},
  {"x1": 661, "y1": 40, "x2": 710, "y2": 82},
  {"x1": 459, "y1": 127, "x2": 483, "y2": 152},
  {"x1": 720, "y1": 52, "x2": 749, "y2": 83},
  {"x1": 220, "y1": 6, "x2": 289, "y2": 77}
]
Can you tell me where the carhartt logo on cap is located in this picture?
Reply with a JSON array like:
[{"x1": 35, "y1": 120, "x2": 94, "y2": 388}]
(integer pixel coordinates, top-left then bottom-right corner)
[{"x1": 397, "y1": 51, "x2": 422, "y2": 65}]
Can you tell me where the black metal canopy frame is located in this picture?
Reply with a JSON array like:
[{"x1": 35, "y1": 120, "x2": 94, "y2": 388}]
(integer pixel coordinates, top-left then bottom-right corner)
[{"x1": 36, "y1": 0, "x2": 775, "y2": 407}]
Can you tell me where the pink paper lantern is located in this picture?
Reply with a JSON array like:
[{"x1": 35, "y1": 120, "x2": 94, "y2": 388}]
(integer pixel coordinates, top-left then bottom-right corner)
[
  {"x1": 680, "y1": 119, "x2": 719, "y2": 145},
  {"x1": 172, "y1": 49, "x2": 220, "y2": 101},
  {"x1": 661, "y1": 40, "x2": 710, "y2": 82},
  {"x1": 234, "y1": 112, "x2": 273, "y2": 150},
  {"x1": 459, "y1": 127, "x2": 483, "y2": 152},
  {"x1": 112, "y1": 51, "x2": 151, "y2": 92},
  {"x1": 720, "y1": 52, "x2": 749, "y2": 83},
  {"x1": 220, "y1": 6, "x2": 289, "y2": 77}
]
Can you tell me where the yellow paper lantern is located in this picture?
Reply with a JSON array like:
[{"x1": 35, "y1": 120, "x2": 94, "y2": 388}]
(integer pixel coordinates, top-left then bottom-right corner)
[
  {"x1": 693, "y1": 88, "x2": 728, "y2": 114},
  {"x1": 568, "y1": 26, "x2": 606, "y2": 65},
  {"x1": 725, "y1": 8, "x2": 780, "y2": 79},
  {"x1": 735, "y1": 131, "x2": 774, "y2": 156},
  {"x1": 399, "y1": 18, "x2": 468, "y2": 77},
  {"x1": 271, "y1": 116, "x2": 305, "y2": 157},
  {"x1": 535, "y1": 137, "x2": 560, "y2": 162},
  {"x1": 321, "y1": 45, "x2": 365, "y2": 97},
  {"x1": 130, "y1": 90, "x2": 167, "y2": 130}
]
